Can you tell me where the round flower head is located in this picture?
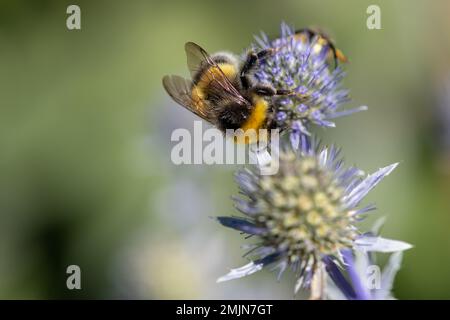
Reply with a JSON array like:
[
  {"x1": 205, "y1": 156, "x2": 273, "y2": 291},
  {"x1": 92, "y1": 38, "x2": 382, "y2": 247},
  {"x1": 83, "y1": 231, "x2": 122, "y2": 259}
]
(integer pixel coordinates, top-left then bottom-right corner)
[
  {"x1": 252, "y1": 23, "x2": 367, "y2": 147},
  {"x1": 216, "y1": 137, "x2": 411, "y2": 296}
]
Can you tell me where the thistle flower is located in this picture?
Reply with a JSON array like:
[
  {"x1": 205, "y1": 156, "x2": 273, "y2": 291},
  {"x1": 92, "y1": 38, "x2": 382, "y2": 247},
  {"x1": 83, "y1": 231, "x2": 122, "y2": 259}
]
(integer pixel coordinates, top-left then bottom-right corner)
[
  {"x1": 253, "y1": 23, "x2": 367, "y2": 146},
  {"x1": 216, "y1": 137, "x2": 411, "y2": 298}
]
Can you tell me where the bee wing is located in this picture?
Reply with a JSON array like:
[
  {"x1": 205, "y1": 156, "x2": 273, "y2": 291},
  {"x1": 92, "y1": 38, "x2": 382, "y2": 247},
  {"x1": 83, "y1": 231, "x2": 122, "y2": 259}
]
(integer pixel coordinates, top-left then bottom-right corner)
[
  {"x1": 185, "y1": 41, "x2": 211, "y2": 78},
  {"x1": 162, "y1": 75, "x2": 211, "y2": 121},
  {"x1": 184, "y1": 42, "x2": 250, "y2": 107}
]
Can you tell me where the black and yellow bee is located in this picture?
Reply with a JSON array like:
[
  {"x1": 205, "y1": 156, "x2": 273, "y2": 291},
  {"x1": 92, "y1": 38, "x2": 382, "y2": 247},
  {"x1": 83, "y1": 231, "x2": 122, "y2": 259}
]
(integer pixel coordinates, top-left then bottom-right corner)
[
  {"x1": 293, "y1": 28, "x2": 347, "y2": 67},
  {"x1": 162, "y1": 29, "x2": 347, "y2": 144}
]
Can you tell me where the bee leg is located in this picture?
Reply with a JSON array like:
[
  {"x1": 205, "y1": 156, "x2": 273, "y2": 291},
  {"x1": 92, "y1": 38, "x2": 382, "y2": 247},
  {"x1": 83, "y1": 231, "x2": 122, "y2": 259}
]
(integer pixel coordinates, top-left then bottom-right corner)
[
  {"x1": 275, "y1": 89, "x2": 293, "y2": 95},
  {"x1": 253, "y1": 86, "x2": 306, "y2": 98},
  {"x1": 275, "y1": 89, "x2": 308, "y2": 101},
  {"x1": 240, "y1": 52, "x2": 257, "y2": 90},
  {"x1": 251, "y1": 85, "x2": 277, "y2": 96},
  {"x1": 255, "y1": 48, "x2": 276, "y2": 60},
  {"x1": 252, "y1": 85, "x2": 309, "y2": 104},
  {"x1": 275, "y1": 88, "x2": 309, "y2": 102}
]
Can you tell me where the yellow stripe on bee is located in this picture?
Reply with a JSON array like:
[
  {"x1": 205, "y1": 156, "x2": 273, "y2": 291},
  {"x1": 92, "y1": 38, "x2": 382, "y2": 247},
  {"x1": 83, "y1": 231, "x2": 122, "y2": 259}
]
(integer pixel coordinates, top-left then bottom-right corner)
[
  {"x1": 241, "y1": 97, "x2": 267, "y2": 131},
  {"x1": 196, "y1": 64, "x2": 237, "y2": 93},
  {"x1": 191, "y1": 63, "x2": 238, "y2": 109},
  {"x1": 235, "y1": 97, "x2": 268, "y2": 144},
  {"x1": 293, "y1": 33, "x2": 309, "y2": 43},
  {"x1": 216, "y1": 63, "x2": 238, "y2": 79}
]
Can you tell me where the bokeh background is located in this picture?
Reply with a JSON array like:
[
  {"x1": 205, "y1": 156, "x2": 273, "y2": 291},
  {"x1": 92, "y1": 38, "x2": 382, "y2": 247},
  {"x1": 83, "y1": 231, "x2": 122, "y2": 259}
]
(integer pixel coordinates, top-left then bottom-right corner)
[{"x1": 1, "y1": 0, "x2": 450, "y2": 299}]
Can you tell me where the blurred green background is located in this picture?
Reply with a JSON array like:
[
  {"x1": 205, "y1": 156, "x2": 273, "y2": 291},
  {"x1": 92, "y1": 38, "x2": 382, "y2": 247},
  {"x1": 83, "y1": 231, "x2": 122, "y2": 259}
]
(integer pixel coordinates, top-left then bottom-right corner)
[{"x1": 1, "y1": 0, "x2": 450, "y2": 299}]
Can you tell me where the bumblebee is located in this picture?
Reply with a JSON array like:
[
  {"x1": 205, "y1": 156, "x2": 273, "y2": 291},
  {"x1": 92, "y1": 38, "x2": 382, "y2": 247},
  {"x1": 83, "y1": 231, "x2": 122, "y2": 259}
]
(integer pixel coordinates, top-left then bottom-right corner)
[
  {"x1": 162, "y1": 29, "x2": 347, "y2": 143},
  {"x1": 292, "y1": 28, "x2": 348, "y2": 68},
  {"x1": 162, "y1": 42, "x2": 292, "y2": 144}
]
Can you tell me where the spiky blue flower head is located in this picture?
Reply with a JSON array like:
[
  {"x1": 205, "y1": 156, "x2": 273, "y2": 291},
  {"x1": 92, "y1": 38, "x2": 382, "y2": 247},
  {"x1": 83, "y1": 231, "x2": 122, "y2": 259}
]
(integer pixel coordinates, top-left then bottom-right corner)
[
  {"x1": 216, "y1": 137, "x2": 411, "y2": 296},
  {"x1": 252, "y1": 23, "x2": 367, "y2": 146}
]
